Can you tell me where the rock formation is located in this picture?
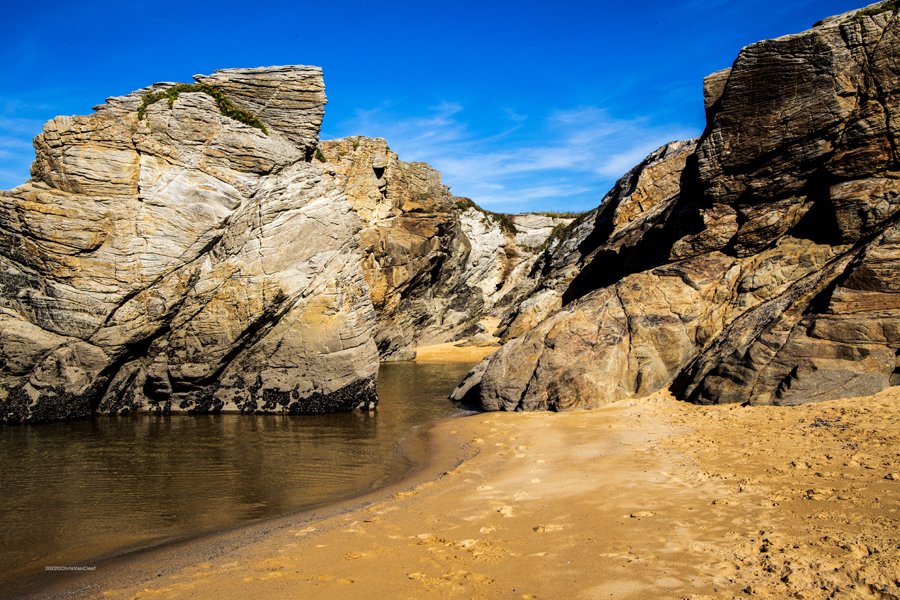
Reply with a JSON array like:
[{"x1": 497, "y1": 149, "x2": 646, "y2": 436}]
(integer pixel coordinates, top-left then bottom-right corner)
[
  {"x1": 454, "y1": 4, "x2": 900, "y2": 410},
  {"x1": 0, "y1": 67, "x2": 571, "y2": 423},
  {"x1": 0, "y1": 66, "x2": 381, "y2": 423},
  {"x1": 317, "y1": 137, "x2": 572, "y2": 360},
  {"x1": 9, "y1": 4, "x2": 889, "y2": 422},
  {"x1": 497, "y1": 139, "x2": 697, "y2": 341}
]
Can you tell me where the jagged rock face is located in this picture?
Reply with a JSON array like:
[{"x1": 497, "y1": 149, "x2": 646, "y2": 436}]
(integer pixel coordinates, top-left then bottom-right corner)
[
  {"x1": 458, "y1": 208, "x2": 572, "y2": 314},
  {"x1": 317, "y1": 137, "x2": 481, "y2": 360},
  {"x1": 498, "y1": 139, "x2": 696, "y2": 341},
  {"x1": 455, "y1": 5, "x2": 900, "y2": 410},
  {"x1": 0, "y1": 66, "x2": 380, "y2": 423},
  {"x1": 317, "y1": 137, "x2": 573, "y2": 360}
]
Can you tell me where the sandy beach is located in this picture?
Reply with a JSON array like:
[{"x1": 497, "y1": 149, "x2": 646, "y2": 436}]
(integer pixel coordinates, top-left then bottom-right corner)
[
  {"x1": 410, "y1": 318, "x2": 502, "y2": 363},
  {"x1": 39, "y1": 382, "x2": 898, "y2": 600}
]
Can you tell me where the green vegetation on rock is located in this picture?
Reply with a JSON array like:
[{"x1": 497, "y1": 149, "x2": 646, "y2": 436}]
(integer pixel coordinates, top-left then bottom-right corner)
[
  {"x1": 533, "y1": 210, "x2": 583, "y2": 219},
  {"x1": 538, "y1": 221, "x2": 571, "y2": 252},
  {"x1": 852, "y1": 0, "x2": 899, "y2": 21},
  {"x1": 453, "y1": 198, "x2": 517, "y2": 234},
  {"x1": 137, "y1": 83, "x2": 268, "y2": 134}
]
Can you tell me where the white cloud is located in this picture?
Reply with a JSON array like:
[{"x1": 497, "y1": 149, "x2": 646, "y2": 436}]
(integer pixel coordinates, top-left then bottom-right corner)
[
  {"x1": 0, "y1": 117, "x2": 45, "y2": 137},
  {"x1": 0, "y1": 103, "x2": 46, "y2": 189},
  {"x1": 474, "y1": 184, "x2": 596, "y2": 207},
  {"x1": 330, "y1": 102, "x2": 696, "y2": 212},
  {"x1": 0, "y1": 134, "x2": 35, "y2": 150}
]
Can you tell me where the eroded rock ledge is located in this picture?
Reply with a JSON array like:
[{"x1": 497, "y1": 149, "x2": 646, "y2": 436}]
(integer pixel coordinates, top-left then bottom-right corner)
[{"x1": 454, "y1": 4, "x2": 900, "y2": 410}]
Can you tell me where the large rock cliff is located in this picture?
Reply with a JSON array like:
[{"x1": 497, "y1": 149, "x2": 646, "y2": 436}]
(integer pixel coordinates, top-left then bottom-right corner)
[
  {"x1": 317, "y1": 137, "x2": 573, "y2": 360},
  {"x1": 454, "y1": 4, "x2": 900, "y2": 410},
  {"x1": 0, "y1": 66, "x2": 381, "y2": 423},
  {"x1": 0, "y1": 68, "x2": 572, "y2": 423}
]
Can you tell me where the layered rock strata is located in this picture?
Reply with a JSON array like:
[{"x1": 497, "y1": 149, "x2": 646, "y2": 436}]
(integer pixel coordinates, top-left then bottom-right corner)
[
  {"x1": 454, "y1": 4, "x2": 900, "y2": 410},
  {"x1": 0, "y1": 68, "x2": 572, "y2": 422},
  {"x1": 0, "y1": 66, "x2": 380, "y2": 423},
  {"x1": 497, "y1": 139, "x2": 697, "y2": 341},
  {"x1": 318, "y1": 137, "x2": 573, "y2": 360}
]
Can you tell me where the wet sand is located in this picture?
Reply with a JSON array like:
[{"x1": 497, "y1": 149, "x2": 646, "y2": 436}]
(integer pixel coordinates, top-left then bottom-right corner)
[{"x1": 45, "y1": 384, "x2": 898, "y2": 599}]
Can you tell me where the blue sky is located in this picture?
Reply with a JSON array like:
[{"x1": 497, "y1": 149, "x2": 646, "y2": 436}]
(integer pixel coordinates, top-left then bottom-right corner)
[{"x1": 0, "y1": 0, "x2": 865, "y2": 212}]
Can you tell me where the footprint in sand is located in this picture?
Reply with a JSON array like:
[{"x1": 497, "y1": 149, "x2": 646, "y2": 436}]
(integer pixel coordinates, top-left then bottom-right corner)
[
  {"x1": 532, "y1": 524, "x2": 566, "y2": 532},
  {"x1": 342, "y1": 520, "x2": 366, "y2": 534},
  {"x1": 463, "y1": 512, "x2": 491, "y2": 522}
]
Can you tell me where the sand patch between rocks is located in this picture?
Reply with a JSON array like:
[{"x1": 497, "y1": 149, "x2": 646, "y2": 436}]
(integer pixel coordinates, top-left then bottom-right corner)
[{"x1": 411, "y1": 317, "x2": 501, "y2": 363}]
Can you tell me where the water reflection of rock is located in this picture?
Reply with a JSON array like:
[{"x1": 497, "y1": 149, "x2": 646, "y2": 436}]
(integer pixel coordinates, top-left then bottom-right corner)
[{"x1": 0, "y1": 361, "x2": 472, "y2": 593}]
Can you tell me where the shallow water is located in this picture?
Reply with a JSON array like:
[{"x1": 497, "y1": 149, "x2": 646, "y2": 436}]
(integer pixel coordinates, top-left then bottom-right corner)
[{"x1": 0, "y1": 361, "x2": 474, "y2": 588}]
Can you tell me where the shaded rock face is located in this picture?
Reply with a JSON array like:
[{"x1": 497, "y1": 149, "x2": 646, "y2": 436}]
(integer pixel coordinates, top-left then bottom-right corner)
[
  {"x1": 317, "y1": 138, "x2": 573, "y2": 360},
  {"x1": 0, "y1": 66, "x2": 380, "y2": 423},
  {"x1": 497, "y1": 140, "x2": 696, "y2": 341},
  {"x1": 455, "y1": 5, "x2": 900, "y2": 410}
]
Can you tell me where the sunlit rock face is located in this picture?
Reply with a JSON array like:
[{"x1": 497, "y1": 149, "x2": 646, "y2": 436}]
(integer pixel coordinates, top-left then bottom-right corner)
[
  {"x1": 0, "y1": 66, "x2": 381, "y2": 423},
  {"x1": 0, "y1": 65, "x2": 575, "y2": 423},
  {"x1": 454, "y1": 5, "x2": 900, "y2": 410},
  {"x1": 318, "y1": 137, "x2": 574, "y2": 361}
]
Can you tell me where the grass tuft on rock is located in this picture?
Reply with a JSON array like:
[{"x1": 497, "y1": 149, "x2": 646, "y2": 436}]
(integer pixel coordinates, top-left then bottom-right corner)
[
  {"x1": 453, "y1": 198, "x2": 517, "y2": 234},
  {"x1": 137, "y1": 83, "x2": 268, "y2": 134},
  {"x1": 533, "y1": 210, "x2": 583, "y2": 219},
  {"x1": 852, "y1": 0, "x2": 900, "y2": 21}
]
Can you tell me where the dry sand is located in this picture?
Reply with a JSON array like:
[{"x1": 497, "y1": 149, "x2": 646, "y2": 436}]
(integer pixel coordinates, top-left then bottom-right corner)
[
  {"x1": 411, "y1": 318, "x2": 501, "y2": 363},
  {"x1": 56, "y1": 385, "x2": 899, "y2": 600}
]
